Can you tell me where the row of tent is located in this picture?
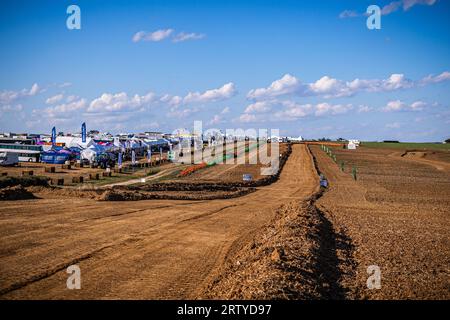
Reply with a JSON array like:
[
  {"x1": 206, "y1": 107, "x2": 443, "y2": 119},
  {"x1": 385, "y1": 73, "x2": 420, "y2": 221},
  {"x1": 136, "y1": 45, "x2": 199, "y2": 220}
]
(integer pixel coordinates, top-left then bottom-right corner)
[{"x1": 39, "y1": 136, "x2": 171, "y2": 165}]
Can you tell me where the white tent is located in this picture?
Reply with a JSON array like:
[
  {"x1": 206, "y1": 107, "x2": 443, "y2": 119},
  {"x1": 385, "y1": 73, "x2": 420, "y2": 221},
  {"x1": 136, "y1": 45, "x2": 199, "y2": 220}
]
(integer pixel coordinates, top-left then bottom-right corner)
[
  {"x1": 80, "y1": 147, "x2": 97, "y2": 163},
  {"x1": 56, "y1": 136, "x2": 94, "y2": 149}
]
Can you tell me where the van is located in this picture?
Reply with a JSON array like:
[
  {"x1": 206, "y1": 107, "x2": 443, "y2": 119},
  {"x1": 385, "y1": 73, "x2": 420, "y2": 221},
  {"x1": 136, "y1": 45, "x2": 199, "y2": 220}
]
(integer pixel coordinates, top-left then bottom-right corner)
[{"x1": 0, "y1": 152, "x2": 19, "y2": 166}]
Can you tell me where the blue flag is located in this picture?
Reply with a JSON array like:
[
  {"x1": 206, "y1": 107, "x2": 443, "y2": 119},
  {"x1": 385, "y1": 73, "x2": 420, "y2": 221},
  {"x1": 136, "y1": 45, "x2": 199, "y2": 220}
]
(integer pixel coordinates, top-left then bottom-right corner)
[
  {"x1": 147, "y1": 147, "x2": 152, "y2": 162},
  {"x1": 118, "y1": 152, "x2": 122, "y2": 168},
  {"x1": 81, "y1": 122, "x2": 86, "y2": 143},
  {"x1": 51, "y1": 127, "x2": 56, "y2": 145}
]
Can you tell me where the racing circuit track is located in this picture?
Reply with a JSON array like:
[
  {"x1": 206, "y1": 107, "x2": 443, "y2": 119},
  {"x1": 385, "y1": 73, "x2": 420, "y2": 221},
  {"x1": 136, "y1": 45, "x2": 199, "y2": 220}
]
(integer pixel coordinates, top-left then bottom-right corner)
[{"x1": 0, "y1": 144, "x2": 318, "y2": 299}]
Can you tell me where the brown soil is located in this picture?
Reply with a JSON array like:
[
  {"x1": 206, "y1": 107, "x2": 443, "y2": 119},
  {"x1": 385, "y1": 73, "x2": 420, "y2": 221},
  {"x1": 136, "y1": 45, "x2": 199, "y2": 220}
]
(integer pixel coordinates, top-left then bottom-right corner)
[
  {"x1": 200, "y1": 189, "x2": 356, "y2": 299},
  {"x1": 0, "y1": 185, "x2": 37, "y2": 201},
  {"x1": 309, "y1": 146, "x2": 450, "y2": 299},
  {"x1": 0, "y1": 144, "x2": 318, "y2": 299},
  {"x1": 184, "y1": 143, "x2": 288, "y2": 183},
  {"x1": 396, "y1": 149, "x2": 450, "y2": 172}
]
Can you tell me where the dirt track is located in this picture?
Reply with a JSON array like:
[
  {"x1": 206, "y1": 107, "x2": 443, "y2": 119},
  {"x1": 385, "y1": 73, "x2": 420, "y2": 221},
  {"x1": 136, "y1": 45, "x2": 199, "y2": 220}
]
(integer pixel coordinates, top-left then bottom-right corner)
[{"x1": 0, "y1": 144, "x2": 318, "y2": 299}]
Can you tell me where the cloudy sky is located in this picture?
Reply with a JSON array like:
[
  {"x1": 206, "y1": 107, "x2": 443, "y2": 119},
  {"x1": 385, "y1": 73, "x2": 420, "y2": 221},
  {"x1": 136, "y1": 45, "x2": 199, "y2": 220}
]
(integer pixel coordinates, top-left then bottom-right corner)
[{"x1": 0, "y1": 0, "x2": 449, "y2": 141}]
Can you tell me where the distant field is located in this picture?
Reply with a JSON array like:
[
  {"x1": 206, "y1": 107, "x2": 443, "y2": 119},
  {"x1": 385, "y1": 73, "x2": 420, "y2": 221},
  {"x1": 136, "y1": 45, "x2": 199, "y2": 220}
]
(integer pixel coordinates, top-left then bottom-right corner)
[{"x1": 361, "y1": 142, "x2": 450, "y2": 151}]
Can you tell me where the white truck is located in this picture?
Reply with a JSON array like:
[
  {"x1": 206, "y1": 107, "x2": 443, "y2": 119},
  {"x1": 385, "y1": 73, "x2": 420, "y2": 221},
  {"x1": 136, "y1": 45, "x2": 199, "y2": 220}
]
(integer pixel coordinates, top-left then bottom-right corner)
[{"x1": 0, "y1": 152, "x2": 19, "y2": 166}]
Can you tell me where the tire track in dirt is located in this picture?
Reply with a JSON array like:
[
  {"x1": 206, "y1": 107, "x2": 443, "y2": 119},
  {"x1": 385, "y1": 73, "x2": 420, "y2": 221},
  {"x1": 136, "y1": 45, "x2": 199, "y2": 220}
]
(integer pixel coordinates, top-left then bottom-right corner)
[{"x1": 0, "y1": 144, "x2": 318, "y2": 299}]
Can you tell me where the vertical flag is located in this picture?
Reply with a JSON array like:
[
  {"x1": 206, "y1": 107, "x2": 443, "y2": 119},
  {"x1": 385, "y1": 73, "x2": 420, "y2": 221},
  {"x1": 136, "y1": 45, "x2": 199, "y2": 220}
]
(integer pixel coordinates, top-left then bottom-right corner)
[
  {"x1": 131, "y1": 150, "x2": 136, "y2": 165},
  {"x1": 147, "y1": 147, "x2": 152, "y2": 163},
  {"x1": 118, "y1": 152, "x2": 122, "y2": 168},
  {"x1": 159, "y1": 147, "x2": 163, "y2": 162},
  {"x1": 81, "y1": 122, "x2": 86, "y2": 143},
  {"x1": 51, "y1": 127, "x2": 56, "y2": 145}
]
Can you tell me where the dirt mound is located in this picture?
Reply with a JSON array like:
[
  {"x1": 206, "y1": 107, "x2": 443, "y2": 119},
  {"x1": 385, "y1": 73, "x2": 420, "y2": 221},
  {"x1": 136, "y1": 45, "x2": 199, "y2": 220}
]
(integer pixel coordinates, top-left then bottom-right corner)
[
  {"x1": 27, "y1": 185, "x2": 103, "y2": 199},
  {"x1": 99, "y1": 187, "x2": 255, "y2": 201},
  {"x1": 0, "y1": 185, "x2": 37, "y2": 201},
  {"x1": 201, "y1": 190, "x2": 356, "y2": 299},
  {"x1": 0, "y1": 176, "x2": 49, "y2": 188},
  {"x1": 401, "y1": 151, "x2": 428, "y2": 158}
]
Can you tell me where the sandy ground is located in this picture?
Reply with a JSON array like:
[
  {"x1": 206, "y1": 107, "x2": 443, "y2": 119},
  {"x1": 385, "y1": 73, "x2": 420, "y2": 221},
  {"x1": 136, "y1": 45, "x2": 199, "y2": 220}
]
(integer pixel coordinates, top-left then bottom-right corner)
[
  {"x1": 310, "y1": 146, "x2": 450, "y2": 299},
  {"x1": 0, "y1": 144, "x2": 317, "y2": 299}
]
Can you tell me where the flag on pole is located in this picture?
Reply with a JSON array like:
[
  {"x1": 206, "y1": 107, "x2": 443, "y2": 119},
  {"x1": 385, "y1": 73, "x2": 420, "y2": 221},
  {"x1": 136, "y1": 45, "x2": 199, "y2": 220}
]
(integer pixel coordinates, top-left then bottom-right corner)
[
  {"x1": 118, "y1": 152, "x2": 123, "y2": 168},
  {"x1": 147, "y1": 147, "x2": 152, "y2": 163},
  {"x1": 51, "y1": 127, "x2": 56, "y2": 145},
  {"x1": 81, "y1": 122, "x2": 86, "y2": 143},
  {"x1": 131, "y1": 150, "x2": 136, "y2": 165}
]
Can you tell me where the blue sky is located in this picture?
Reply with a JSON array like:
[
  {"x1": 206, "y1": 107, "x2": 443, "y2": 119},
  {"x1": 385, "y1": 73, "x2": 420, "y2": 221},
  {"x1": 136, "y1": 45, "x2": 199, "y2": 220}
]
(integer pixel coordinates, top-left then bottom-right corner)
[{"x1": 0, "y1": 0, "x2": 449, "y2": 141}]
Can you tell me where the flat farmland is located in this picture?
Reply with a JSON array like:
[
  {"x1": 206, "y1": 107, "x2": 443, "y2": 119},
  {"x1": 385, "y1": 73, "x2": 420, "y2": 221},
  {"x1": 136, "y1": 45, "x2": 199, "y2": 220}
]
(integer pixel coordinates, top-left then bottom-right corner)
[{"x1": 310, "y1": 146, "x2": 450, "y2": 299}]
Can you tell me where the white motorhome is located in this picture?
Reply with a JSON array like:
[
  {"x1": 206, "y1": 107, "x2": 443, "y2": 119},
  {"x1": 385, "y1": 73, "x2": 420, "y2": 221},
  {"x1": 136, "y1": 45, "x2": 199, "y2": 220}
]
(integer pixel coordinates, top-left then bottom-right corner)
[
  {"x1": 0, "y1": 152, "x2": 19, "y2": 166},
  {"x1": 348, "y1": 139, "x2": 360, "y2": 146}
]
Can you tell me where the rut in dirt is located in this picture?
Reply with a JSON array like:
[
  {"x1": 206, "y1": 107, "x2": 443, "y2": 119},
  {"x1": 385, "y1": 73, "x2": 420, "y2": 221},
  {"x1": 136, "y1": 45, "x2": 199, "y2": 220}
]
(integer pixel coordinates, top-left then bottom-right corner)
[{"x1": 201, "y1": 145, "x2": 358, "y2": 300}]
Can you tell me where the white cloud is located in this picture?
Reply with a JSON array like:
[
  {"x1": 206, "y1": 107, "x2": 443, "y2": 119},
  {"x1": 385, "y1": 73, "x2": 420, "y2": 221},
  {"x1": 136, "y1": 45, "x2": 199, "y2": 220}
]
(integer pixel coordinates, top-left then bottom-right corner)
[
  {"x1": 410, "y1": 100, "x2": 427, "y2": 110},
  {"x1": 0, "y1": 83, "x2": 42, "y2": 105},
  {"x1": 421, "y1": 71, "x2": 450, "y2": 84},
  {"x1": 244, "y1": 101, "x2": 273, "y2": 114},
  {"x1": 42, "y1": 98, "x2": 87, "y2": 118},
  {"x1": 132, "y1": 29, "x2": 174, "y2": 42},
  {"x1": 383, "y1": 100, "x2": 406, "y2": 111},
  {"x1": 339, "y1": 10, "x2": 360, "y2": 18},
  {"x1": 184, "y1": 82, "x2": 236, "y2": 104},
  {"x1": 248, "y1": 71, "x2": 445, "y2": 101},
  {"x1": 340, "y1": 0, "x2": 437, "y2": 18},
  {"x1": 381, "y1": 1, "x2": 403, "y2": 15},
  {"x1": 208, "y1": 114, "x2": 222, "y2": 125},
  {"x1": 275, "y1": 102, "x2": 313, "y2": 119},
  {"x1": 383, "y1": 99, "x2": 429, "y2": 112},
  {"x1": 160, "y1": 94, "x2": 183, "y2": 108},
  {"x1": 220, "y1": 106, "x2": 230, "y2": 114},
  {"x1": 88, "y1": 92, "x2": 156, "y2": 113},
  {"x1": 173, "y1": 32, "x2": 205, "y2": 43},
  {"x1": 247, "y1": 74, "x2": 301, "y2": 100},
  {"x1": 315, "y1": 102, "x2": 353, "y2": 116},
  {"x1": 29, "y1": 83, "x2": 40, "y2": 96},
  {"x1": 66, "y1": 95, "x2": 78, "y2": 103},
  {"x1": 1, "y1": 104, "x2": 23, "y2": 112},
  {"x1": 59, "y1": 82, "x2": 72, "y2": 88},
  {"x1": 245, "y1": 100, "x2": 355, "y2": 122},
  {"x1": 402, "y1": 0, "x2": 437, "y2": 11},
  {"x1": 357, "y1": 105, "x2": 373, "y2": 113},
  {"x1": 238, "y1": 114, "x2": 257, "y2": 123},
  {"x1": 167, "y1": 107, "x2": 200, "y2": 119},
  {"x1": 46, "y1": 93, "x2": 64, "y2": 105}
]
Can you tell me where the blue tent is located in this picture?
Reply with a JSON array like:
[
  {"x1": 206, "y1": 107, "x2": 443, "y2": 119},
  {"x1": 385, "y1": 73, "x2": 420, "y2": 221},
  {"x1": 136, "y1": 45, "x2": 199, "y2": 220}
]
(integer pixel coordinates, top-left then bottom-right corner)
[{"x1": 41, "y1": 150, "x2": 71, "y2": 164}]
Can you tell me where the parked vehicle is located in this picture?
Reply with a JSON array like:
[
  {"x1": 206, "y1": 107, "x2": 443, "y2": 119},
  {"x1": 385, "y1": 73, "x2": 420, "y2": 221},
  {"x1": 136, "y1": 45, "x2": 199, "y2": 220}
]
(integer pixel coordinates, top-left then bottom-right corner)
[
  {"x1": 0, "y1": 143, "x2": 41, "y2": 162},
  {"x1": 0, "y1": 152, "x2": 19, "y2": 166}
]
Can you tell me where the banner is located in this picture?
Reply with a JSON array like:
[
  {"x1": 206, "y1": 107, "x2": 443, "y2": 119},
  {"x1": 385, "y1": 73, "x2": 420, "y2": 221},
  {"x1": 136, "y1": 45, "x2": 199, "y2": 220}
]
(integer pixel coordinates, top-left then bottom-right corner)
[
  {"x1": 51, "y1": 127, "x2": 56, "y2": 145},
  {"x1": 131, "y1": 150, "x2": 136, "y2": 165},
  {"x1": 147, "y1": 147, "x2": 152, "y2": 163},
  {"x1": 81, "y1": 122, "x2": 86, "y2": 143},
  {"x1": 118, "y1": 152, "x2": 122, "y2": 168}
]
